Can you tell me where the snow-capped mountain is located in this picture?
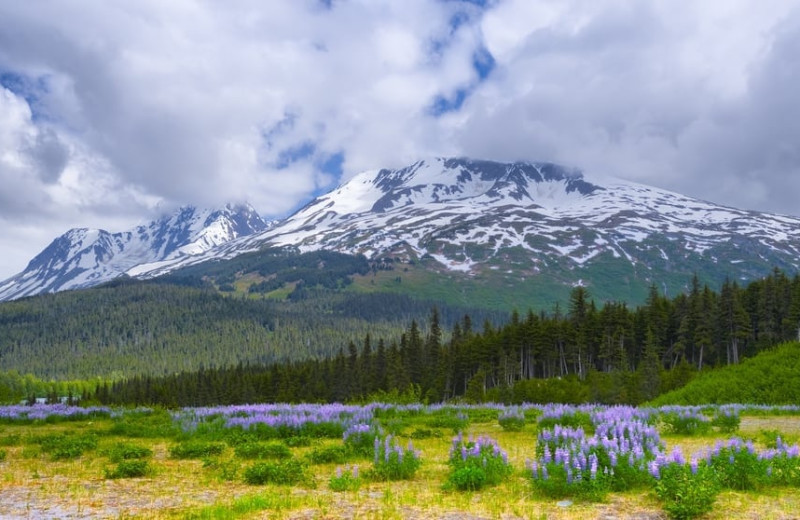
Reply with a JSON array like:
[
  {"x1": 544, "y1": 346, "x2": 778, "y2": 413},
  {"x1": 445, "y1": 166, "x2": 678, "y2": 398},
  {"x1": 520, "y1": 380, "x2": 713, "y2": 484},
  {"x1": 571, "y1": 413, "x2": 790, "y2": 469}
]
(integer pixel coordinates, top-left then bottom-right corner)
[
  {"x1": 3, "y1": 157, "x2": 800, "y2": 302},
  {"x1": 0, "y1": 204, "x2": 269, "y2": 301},
  {"x1": 134, "y1": 157, "x2": 800, "y2": 291}
]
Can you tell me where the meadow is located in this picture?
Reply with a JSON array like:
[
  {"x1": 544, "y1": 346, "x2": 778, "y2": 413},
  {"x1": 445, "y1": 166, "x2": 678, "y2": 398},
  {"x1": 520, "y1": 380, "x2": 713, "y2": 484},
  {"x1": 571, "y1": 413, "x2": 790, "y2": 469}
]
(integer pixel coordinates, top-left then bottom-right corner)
[{"x1": 1, "y1": 403, "x2": 800, "y2": 519}]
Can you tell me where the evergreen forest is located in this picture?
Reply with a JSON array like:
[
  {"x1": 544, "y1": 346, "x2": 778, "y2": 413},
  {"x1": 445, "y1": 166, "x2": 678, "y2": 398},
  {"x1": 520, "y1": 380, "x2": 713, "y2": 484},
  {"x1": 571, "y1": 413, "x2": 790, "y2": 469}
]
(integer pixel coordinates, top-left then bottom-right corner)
[{"x1": 90, "y1": 268, "x2": 800, "y2": 407}]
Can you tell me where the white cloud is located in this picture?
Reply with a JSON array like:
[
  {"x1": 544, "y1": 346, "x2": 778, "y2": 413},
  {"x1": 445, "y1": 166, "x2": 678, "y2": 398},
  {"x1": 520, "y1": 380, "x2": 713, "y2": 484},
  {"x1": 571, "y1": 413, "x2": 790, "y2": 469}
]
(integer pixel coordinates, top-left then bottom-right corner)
[{"x1": 1, "y1": 0, "x2": 800, "y2": 279}]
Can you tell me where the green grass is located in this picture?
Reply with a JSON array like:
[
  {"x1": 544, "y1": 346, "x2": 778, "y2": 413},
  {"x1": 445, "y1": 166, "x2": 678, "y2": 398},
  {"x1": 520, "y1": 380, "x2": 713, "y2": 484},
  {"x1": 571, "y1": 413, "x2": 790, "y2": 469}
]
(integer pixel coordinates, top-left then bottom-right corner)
[
  {"x1": 652, "y1": 342, "x2": 800, "y2": 405},
  {"x1": 0, "y1": 408, "x2": 799, "y2": 519}
]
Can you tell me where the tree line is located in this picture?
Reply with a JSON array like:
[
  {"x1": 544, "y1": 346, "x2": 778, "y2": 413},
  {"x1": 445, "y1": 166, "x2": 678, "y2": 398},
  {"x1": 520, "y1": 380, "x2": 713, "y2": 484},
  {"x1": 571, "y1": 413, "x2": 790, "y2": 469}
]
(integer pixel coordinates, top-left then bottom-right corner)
[{"x1": 92, "y1": 268, "x2": 800, "y2": 407}]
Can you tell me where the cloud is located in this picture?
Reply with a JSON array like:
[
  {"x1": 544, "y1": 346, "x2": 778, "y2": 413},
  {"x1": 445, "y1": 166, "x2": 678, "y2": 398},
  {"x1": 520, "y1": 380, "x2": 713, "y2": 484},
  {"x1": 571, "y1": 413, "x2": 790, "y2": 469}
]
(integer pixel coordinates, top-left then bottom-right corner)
[
  {"x1": 1, "y1": 0, "x2": 800, "y2": 279},
  {"x1": 456, "y1": 0, "x2": 800, "y2": 213}
]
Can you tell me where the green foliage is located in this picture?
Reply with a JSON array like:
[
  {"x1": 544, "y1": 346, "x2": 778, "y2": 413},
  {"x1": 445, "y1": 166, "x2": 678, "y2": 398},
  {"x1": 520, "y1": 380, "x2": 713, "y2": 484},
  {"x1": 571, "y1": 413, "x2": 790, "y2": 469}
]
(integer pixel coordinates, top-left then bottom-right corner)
[
  {"x1": 33, "y1": 433, "x2": 98, "y2": 460},
  {"x1": 759, "y1": 429, "x2": 789, "y2": 449},
  {"x1": 31, "y1": 268, "x2": 800, "y2": 409},
  {"x1": 0, "y1": 448, "x2": 6, "y2": 461},
  {"x1": 107, "y1": 409, "x2": 181, "y2": 438},
  {"x1": 342, "y1": 423, "x2": 382, "y2": 457},
  {"x1": 169, "y1": 441, "x2": 226, "y2": 460},
  {"x1": 0, "y1": 252, "x2": 501, "y2": 384},
  {"x1": 369, "y1": 435, "x2": 421, "y2": 481},
  {"x1": 711, "y1": 407, "x2": 741, "y2": 433},
  {"x1": 498, "y1": 408, "x2": 526, "y2": 432},
  {"x1": 448, "y1": 466, "x2": 487, "y2": 491},
  {"x1": 282, "y1": 436, "x2": 311, "y2": 448},
  {"x1": 104, "y1": 460, "x2": 151, "y2": 479},
  {"x1": 654, "y1": 462, "x2": 719, "y2": 520},
  {"x1": 763, "y1": 452, "x2": 800, "y2": 487},
  {"x1": 425, "y1": 409, "x2": 469, "y2": 433},
  {"x1": 306, "y1": 445, "x2": 351, "y2": 465},
  {"x1": 531, "y1": 462, "x2": 609, "y2": 502},
  {"x1": 202, "y1": 457, "x2": 240, "y2": 482},
  {"x1": 661, "y1": 412, "x2": 711, "y2": 436},
  {"x1": 710, "y1": 447, "x2": 763, "y2": 490},
  {"x1": 445, "y1": 435, "x2": 512, "y2": 491},
  {"x1": 0, "y1": 434, "x2": 21, "y2": 446},
  {"x1": 104, "y1": 442, "x2": 153, "y2": 463},
  {"x1": 233, "y1": 441, "x2": 292, "y2": 460},
  {"x1": 653, "y1": 343, "x2": 800, "y2": 405},
  {"x1": 242, "y1": 459, "x2": 311, "y2": 486},
  {"x1": 409, "y1": 428, "x2": 439, "y2": 439},
  {"x1": 537, "y1": 411, "x2": 593, "y2": 432},
  {"x1": 329, "y1": 465, "x2": 362, "y2": 492}
]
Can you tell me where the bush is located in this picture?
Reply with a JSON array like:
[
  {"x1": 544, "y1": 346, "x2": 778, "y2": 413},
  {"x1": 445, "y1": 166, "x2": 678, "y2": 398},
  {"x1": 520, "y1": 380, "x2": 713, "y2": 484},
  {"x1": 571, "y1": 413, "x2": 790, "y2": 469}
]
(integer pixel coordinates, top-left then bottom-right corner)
[
  {"x1": 283, "y1": 436, "x2": 311, "y2": 448},
  {"x1": 169, "y1": 441, "x2": 226, "y2": 459},
  {"x1": 104, "y1": 443, "x2": 153, "y2": 463},
  {"x1": 760, "y1": 429, "x2": 785, "y2": 449},
  {"x1": 409, "y1": 428, "x2": 439, "y2": 439},
  {"x1": 307, "y1": 445, "x2": 351, "y2": 464},
  {"x1": 763, "y1": 443, "x2": 800, "y2": 487},
  {"x1": 243, "y1": 459, "x2": 310, "y2": 486},
  {"x1": 108, "y1": 409, "x2": 180, "y2": 438},
  {"x1": 234, "y1": 442, "x2": 292, "y2": 460},
  {"x1": 0, "y1": 448, "x2": 6, "y2": 461},
  {"x1": 711, "y1": 407, "x2": 741, "y2": 434},
  {"x1": 462, "y1": 407, "x2": 499, "y2": 423},
  {"x1": 202, "y1": 458, "x2": 240, "y2": 482},
  {"x1": 446, "y1": 434, "x2": 512, "y2": 491},
  {"x1": 498, "y1": 408, "x2": 526, "y2": 432},
  {"x1": 654, "y1": 462, "x2": 718, "y2": 520},
  {"x1": 661, "y1": 410, "x2": 711, "y2": 436},
  {"x1": 369, "y1": 435, "x2": 421, "y2": 481},
  {"x1": 329, "y1": 465, "x2": 362, "y2": 492},
  {"x1": 449, "y1": 466, "x2": 487, "y2": 491},
  {"x1": 343, "y1": 423, "x2": 382, "y2": 457},
  {"x1": 104, "y1": 460, "x2": 151, "y2": 479},
  {"x1": 297, "y1": 421, "x2": 345, "y2": 439},
  {"x1": 35, "y1": 433, "x2": 98, "y2": 460},
  {"x1": 0, "y1": 434, "x2": 21, "y2": 446},
  {"x1": 537, "y1": 409, "x2": 593, "y2": 432},
  {"x1": 426, "y1": 410, "x2": 469, "y2": 433},
  {"x1": 706, "y1": 439, "x2": 764, "y2": 491}
]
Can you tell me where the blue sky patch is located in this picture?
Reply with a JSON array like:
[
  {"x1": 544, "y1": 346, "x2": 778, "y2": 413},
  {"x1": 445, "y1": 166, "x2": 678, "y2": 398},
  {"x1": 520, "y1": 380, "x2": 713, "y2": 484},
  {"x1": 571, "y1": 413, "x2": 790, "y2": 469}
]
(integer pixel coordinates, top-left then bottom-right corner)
[
  {"x1": 275, "y1": 141, "x2": 316, "y2": 169},
  {"x1": 0, "y1": 70, "x2": 50, "y2": 122},
  {"x1": 428, "y1": 45, "x2": 495, "y2": 116},
  {"x1": 472, "y1": 45, "x2": 495, "y2": 80},
  {"x1": 317, "y1": 151, "x2": 344, "y2": 178}
]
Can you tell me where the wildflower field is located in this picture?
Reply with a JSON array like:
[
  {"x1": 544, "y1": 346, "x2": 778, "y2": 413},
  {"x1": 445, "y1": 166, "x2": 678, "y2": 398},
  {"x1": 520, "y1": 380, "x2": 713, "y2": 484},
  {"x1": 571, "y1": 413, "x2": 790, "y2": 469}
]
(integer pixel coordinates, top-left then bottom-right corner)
[{"x1": 1, "y1": 403, "x2": 800, "y2": 519}]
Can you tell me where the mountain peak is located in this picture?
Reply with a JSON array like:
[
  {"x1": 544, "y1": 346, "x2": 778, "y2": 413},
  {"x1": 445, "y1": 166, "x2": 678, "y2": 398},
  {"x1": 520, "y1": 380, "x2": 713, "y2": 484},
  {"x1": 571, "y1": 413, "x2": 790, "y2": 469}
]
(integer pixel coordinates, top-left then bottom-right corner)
[
  {"x1": 0, "y1": 203, "x2": 268, "y2": 301},
  {"x1": 4, "y1": 158, "x2": 800, "y2": 303}
]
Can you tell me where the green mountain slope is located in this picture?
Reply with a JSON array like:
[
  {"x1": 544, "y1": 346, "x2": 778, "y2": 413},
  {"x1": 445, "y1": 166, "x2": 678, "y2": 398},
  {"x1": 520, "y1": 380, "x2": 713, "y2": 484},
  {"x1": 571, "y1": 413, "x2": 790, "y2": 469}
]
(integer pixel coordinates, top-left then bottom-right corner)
[
  {"x1": 650, "y1": 342, "x2": 800, "y2": 405},
  {"x1": 0, "y1": 250, "x2": 505, "y2": 380}
]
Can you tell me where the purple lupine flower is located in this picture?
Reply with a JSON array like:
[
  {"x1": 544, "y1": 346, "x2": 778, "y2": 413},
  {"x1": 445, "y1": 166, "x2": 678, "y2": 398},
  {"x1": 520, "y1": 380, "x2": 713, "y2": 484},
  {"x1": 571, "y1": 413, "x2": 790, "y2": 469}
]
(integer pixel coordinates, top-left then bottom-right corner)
[
  {"x1": 648, "y1": 460, "x2": 661, "y2": 479},
  {"x1": 670, "y1": 447, "x2": 685, "y2": 465}
]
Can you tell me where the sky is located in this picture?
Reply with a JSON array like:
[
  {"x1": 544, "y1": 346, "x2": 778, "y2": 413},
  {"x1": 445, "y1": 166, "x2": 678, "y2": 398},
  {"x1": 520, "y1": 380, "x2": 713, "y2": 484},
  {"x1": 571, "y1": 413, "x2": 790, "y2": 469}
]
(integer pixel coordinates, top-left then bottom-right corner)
[{"x1": 2, "y1": 0, "x2": 800, "y2": 280}]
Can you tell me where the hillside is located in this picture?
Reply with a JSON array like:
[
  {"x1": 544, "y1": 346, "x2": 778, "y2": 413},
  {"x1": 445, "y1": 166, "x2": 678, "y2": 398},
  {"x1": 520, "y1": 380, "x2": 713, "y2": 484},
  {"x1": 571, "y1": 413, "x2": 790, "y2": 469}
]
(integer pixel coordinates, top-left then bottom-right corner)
[
  {"x1": 0, "y1": 249, "x2": 505, "y2": 380},
  {"x1": 651, "y1": 342, "x2": 800, "y2": 405}
]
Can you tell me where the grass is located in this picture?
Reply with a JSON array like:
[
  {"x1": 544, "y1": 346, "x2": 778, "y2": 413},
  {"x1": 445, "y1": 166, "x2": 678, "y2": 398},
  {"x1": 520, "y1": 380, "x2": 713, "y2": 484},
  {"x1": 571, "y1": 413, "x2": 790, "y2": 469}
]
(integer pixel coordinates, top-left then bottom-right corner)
[{"x1": 0, "y1": 410, "x2": 799, "y2": 519}]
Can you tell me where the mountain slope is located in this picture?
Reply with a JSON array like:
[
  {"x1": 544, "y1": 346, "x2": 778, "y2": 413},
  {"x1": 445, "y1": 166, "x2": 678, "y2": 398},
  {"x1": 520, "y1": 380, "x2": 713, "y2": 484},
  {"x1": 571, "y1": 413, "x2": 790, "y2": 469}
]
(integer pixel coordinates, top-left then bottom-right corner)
[
  {"x1": 4, "y1": 157, "x2": 800, "y2": 304},
  {"x1": 650, "y1": 342, "x2": 800, "y2": 405},
  {"x1": 135, "y1": 158, "x2": 800, "y2": 303},
  {"x1": 0, "y1": 204, "x2": 268, "y2": 301}
]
